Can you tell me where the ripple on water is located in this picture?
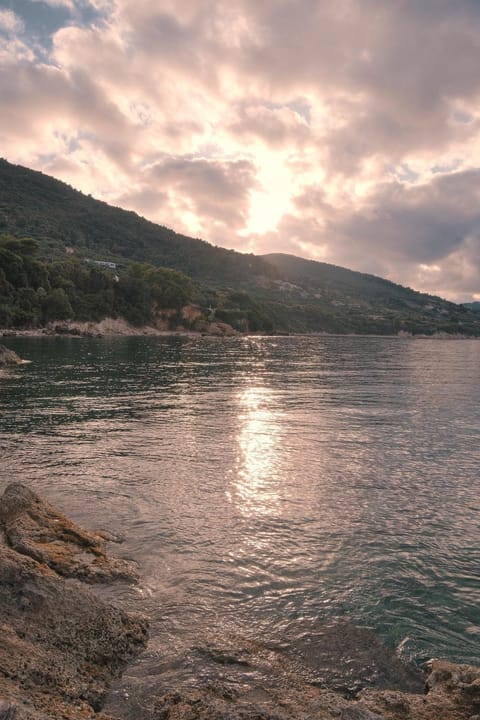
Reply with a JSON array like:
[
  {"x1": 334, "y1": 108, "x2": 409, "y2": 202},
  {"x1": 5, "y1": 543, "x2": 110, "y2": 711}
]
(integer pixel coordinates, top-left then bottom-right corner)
[{"x1": 1, "y1": 335, "x2": 480, "y2": 695}]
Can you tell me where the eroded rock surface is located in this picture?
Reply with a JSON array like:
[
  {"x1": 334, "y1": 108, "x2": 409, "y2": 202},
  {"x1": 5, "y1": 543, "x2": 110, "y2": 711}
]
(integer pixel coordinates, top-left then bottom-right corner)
[
  {"x1": 0, "y1": 483, "x2": 148, "y2": 720},
  {"x1": 0, "y1": 483, "x2": 138, "y2": 583},
  {"x1": 107, "y1": 623, "x2": 480, "y2": 720}
]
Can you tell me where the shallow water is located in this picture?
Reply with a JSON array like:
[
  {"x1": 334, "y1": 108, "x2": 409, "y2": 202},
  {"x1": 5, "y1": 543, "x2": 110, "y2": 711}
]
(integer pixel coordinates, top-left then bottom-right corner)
[{"x1": 1, "y1": 335, "x2": 480, "y2": 702}]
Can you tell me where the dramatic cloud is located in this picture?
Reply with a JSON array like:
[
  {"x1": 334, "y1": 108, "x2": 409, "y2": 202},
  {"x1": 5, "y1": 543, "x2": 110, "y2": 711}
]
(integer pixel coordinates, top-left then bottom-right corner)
[{"x1": 2, "y1": 0, "x2": 480, "y2": 299}]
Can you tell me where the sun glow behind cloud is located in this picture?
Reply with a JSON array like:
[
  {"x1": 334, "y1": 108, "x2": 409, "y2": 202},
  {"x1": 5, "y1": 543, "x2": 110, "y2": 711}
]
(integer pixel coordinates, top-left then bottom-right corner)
[{"x1": 245, "y1": 151, "x2": 295, "y2": 235}]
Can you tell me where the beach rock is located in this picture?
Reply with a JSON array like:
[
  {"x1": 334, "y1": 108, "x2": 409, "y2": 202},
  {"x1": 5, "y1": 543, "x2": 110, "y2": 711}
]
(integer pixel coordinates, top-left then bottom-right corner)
[
  {"x1": 0, "y1": 483, "x2": 148, "y2": 720},
  {"x1": 0, "y1": 345, "x2": 22, "y2": 365},
  {"x1": 149, "y1": 658, "x2": 480, "y2": 720},
  {"x1": 1, "y1": 483, "x2": 479, "y2": 720},
  {"x1": 0, "y1": 483, "x2": 138, "y2": 583}
]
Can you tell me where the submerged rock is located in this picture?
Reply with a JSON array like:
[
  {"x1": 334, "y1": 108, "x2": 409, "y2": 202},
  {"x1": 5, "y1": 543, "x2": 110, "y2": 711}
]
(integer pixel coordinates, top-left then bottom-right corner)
[
  {"x1": 0, "y1": 483, "x2": 148, "y2": 720},
  {"x1": 288, "y1": 622, "x2": 424, "y2": 694},
  {"x1": 108, "y1": 622, "x2": 480, "y2": 720}
]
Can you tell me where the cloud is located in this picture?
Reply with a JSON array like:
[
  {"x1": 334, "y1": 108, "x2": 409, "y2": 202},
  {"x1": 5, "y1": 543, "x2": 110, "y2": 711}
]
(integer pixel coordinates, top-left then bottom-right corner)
[
  {"x1": 0, "y1": 9, "x2": 24, "y2": 33},
  {"x1": 228, "y1": 101, "x2": 310, "y2": 148},
  {"x1": 118, "y1": 157, "x2": 258, "y2": 246},
  {"x1": 262, "y1": 169, "x2": 480, "y2": 301}
]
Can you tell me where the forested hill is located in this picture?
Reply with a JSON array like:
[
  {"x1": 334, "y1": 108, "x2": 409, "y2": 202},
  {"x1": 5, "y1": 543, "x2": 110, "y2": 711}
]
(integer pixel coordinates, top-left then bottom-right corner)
[
  {"x1": 0, "y1": 159, "x2": 274, "y2": 285},
  {"x1": 1, "y1": 157, "x2": 480, "y2": 336},
  {"x1": 264, "y1": 253, "x2": 431, "y2": 307}
]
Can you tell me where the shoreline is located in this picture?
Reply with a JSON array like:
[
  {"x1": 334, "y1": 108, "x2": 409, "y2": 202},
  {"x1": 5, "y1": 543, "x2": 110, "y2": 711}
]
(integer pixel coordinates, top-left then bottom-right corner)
[{"x1": 1, "y1": 320, "x2": 479, "y2": 340}]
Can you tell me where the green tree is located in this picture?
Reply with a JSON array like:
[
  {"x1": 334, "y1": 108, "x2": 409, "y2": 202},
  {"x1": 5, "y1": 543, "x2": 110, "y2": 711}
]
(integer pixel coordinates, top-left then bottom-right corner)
[{"x1": 42, "y1": 288, "x2": 74, "y2": 322}]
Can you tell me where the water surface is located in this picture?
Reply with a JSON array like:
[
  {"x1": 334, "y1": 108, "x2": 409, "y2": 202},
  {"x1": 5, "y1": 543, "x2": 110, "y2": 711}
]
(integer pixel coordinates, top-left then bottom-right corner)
[{"x1": 1, "y1": 335, "x2": 479, "y2": 699}]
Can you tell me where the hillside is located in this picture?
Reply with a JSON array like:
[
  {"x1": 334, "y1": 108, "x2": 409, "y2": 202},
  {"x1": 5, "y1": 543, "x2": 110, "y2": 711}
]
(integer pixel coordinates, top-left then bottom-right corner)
[
  {"x1": 0, "y1": 159, "x2": 274, "y2": 286},
  {"x1": 261, "y1": 253, "x2": 476, "y2": 334},
  {"x1": 1, "y1": 158, "x2": 479, "y2": 336}
]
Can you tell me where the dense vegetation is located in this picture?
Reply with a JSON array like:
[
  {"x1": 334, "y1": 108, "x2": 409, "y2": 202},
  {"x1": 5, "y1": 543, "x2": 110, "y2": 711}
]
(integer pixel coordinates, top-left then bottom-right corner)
[
  {"x1": 1, "y1": 158, "x2": 480, "y2": 336},
  {"x1": 0, "y1": 234, "x2": 275, "y2": 332},
  {"x1": 0, "y1": 234, "x2": 195, "y2": 328}
]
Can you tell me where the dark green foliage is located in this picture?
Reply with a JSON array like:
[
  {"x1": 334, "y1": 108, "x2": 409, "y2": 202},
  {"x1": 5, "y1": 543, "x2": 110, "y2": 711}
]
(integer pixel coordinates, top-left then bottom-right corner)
[
  {"x1": 0, "y1": 234, "x2": 196, "y2": 328},
  {"x1": 42, "y1": 288, "x2": 74, "y2": 322}
]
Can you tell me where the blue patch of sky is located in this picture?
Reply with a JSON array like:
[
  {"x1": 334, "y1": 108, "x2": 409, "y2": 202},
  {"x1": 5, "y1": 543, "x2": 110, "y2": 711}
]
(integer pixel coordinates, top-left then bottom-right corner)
[
  {"x1": 451, "y1": 110, "x2": 473, "y2": 125},
  {"x1": 431, "y1": 159, "x2": 462, "y2": 174},
  {"x1": 263, "y1": 98, "x2": 312, "y2": 124},
  {"x1": 390, "y1": 164, "x2": 420, "y2": 183},
  {"x1": 0, "y1": 0, "x2": 104, "y2": 59},
  {"x1": 286, "y1": 99, "x2": 312, "y2": 124}
]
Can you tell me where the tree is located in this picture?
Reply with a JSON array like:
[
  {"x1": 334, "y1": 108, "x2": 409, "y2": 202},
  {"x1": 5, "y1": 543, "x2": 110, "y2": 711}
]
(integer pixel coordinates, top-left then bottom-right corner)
[{"x1": 42, "y1": 288, "x2": 73, "y2": 322}]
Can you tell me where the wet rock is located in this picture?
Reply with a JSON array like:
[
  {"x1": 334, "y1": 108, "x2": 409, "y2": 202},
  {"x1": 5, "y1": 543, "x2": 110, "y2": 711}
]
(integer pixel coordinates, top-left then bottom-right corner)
[
  {"x1": 0, "y1": 483, "x2": 138, "y2": 583},
  {"x1": 0, "y1": 484, "x2": 148, "y2": 720},
  {"x1": 194, "y1": 642, "x2": 252, "y2": 667},
  {"x1": 0, "y1": 345, "x2": 22, "y2": 365},
  {"x1": 138, "y1": 631, "x2": 480, "y2": 720},
  {"x1": 152, "y1": 685, "x2": 347, "y2": 720},
  {"x1": 425, "y1": 660, "x2": 480, "y2": 714},
  {"x1": 0, "y1": 700, "x2": 16, "y2": 719}
]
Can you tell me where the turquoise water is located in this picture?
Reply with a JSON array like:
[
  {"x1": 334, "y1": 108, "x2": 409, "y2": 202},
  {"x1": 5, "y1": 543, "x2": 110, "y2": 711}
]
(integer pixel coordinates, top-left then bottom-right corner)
[{"x1": 1, "y1": 335, "x2": 480, "y2": 691}]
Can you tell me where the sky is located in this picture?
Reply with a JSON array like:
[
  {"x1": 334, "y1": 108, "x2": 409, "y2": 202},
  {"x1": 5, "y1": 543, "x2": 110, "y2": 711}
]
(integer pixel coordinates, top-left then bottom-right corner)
[{"x1": 1, "y1": 0, "x2": 480, "y2": 301}]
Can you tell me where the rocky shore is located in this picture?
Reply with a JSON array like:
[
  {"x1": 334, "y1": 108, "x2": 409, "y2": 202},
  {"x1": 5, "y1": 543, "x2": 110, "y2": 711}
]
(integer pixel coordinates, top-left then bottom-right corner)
[
  {"x1": 1, "y1": 317, "x2": 240, "y2": 338},
  {"x1": 0, "y1": 484, "x2": 479, "y2": 720},
  {"x1": 0, "y1": 483, "x2": 148, "y2": 720},
  {"x1": 0, "y1": 345, "x2": 24, "y2": 365}
]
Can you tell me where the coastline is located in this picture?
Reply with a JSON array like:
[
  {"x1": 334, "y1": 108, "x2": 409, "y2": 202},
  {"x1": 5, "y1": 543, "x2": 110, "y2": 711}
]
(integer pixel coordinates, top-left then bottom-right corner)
[
  {"x1": 0, "y1": 315, "x2": 266, "y2": 339},
  {"x1": 1, "y1": 318, "x2": 478, "y2": 340}
]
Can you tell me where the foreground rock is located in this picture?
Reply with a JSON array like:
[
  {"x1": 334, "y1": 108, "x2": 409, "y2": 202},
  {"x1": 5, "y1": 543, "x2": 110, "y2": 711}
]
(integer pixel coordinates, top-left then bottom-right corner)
[
  {"x1": 0, "y1": 483, "x2": 148, "y2": 720},
  {"x1": 0, "y1": 483, "x2": 138, "y2": 583},
  {"x1": 107, "y1": 624, "x2": 480, "y2": 720},
  {"x1": 0, "y1": 344, "x2": 23, "y2": 365}
]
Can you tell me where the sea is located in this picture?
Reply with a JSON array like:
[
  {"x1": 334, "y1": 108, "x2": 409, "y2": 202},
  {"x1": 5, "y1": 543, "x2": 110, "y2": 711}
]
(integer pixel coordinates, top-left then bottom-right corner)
[{"x1": 1, "y1": 334, "x2": 479, "y2": 710}]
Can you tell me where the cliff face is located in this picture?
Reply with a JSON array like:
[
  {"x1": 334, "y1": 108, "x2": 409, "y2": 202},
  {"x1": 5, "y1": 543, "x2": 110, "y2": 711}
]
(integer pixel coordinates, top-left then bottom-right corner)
[{"x1": 1, "y1": 484, "x2": 479, "y2": 720}]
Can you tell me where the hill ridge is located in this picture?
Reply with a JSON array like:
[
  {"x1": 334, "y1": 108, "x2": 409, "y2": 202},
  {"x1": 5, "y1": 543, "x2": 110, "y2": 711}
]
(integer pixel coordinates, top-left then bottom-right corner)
[{"x1": 1, "y1": 158, "x2": 479, "y2": 335}]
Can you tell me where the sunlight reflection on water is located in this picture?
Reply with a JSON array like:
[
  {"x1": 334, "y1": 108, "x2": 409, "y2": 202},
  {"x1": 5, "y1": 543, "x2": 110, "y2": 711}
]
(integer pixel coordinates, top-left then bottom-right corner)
[{"x1": 233, "y1": 384, "x2": 283, "y2": 517}]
